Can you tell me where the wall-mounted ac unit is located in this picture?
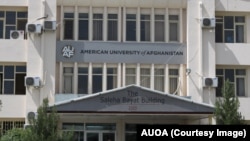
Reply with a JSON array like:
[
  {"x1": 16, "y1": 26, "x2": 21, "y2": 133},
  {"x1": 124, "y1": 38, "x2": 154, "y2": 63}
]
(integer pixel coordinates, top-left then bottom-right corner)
[
  {"x1": 26, "y1": 23, "x2": 42, "y2": 33},
  {"x1": 25, "y1": 76, "x2": 40, "y2": 87},
  {"x1": 10, "y1": 30, "x2": 24, "y2": 40},
  {"x1": 44, "y1": 21, "x2": 56, "y2": 31},
  {"x1": 203, "y1": 77, "x2": 218, "y2": 87},
  {"x1": 27, "y1": 111, "x2": 37, "y2": 120},
  {"x1": 202, "y1": 18, "x2": 216, "y2": 28}
]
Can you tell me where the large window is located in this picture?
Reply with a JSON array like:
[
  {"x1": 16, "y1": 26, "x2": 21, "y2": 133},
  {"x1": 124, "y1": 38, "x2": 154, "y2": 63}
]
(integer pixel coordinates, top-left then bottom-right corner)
[
  {"x1": 125, "y1": 68, "x2": 136, "y2": 85},
  {"x1": 108, "y1": 14, "x2": 118, "y2": 41},
  {"x1": 126, "y1": 14, "x2": 136, "y2": 41},
  {"x1": 140, "y1": 14, "x2": 150, "y2": 41},
  {"x1": 78, "y1": 67, "x2": 88, "y2": 94},
  {"x1": 0, "y1": 65, "x2": 26, "y2": 95},
  {"x1": 169, "y1": 69, "x2": 179, "y2": 94},
  {"x1": 155, "y1": 15, "x2": 165, "y2": 42},
  {"x1": 169, "y1": 15, "x2": 179, "y2": 42},
  {"x1": 0, "y1": 120, "x2": 25, "y2": 136},
  {"x1": 107, "y1": 68, "x2": 117, "y2": 90},
  {"x1": 215, "y1": 16, "x2": 245, "y2": 43},
  {"x1": 216, "y1": 68, "x2": 246, "y2": 97},
  {"x1": 63, "y1": 67, "x2": 73, "y2": 93},
  {"x1": 64, "y1": 13, "x2": 74, "y2": 40},
  {"x1": 78, "y1": 13, "x2": 88, "y2": 40},
  {"x1": 92, "y1": 67, "x2": 102, "y2": 93},
  {"x1": 93, "y1": 14, "x2": 103, "y2": 41},
  {"x1": 0, "y1": 11, "x2": 27, "y2": 39},
  {"x1": 154, "y1": 68, "x2": 164, "y2": 92},
  {"x1": 140, "y1": 68, "x2": 150, "y2": 88}
]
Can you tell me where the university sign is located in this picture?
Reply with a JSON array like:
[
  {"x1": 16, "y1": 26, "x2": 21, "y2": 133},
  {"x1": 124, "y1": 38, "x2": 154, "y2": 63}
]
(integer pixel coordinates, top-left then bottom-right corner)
[{"x1": 57, "y1": 41, "x2": 187, "y2": 64}]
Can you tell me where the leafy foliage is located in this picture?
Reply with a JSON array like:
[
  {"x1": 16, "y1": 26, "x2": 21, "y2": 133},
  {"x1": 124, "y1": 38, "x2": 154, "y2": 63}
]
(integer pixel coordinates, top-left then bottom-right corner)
[
  {"x1": 0, "y1": 98, "x2": 74, "y2": 141},
  {"x1": 214, "y1": 79, "x2": 245, "y2": 125}
]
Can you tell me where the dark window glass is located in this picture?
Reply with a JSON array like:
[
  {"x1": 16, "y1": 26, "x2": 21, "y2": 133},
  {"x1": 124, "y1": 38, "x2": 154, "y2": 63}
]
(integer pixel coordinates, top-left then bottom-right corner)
[
  {"x1": 235, "y1": 16, "x2": 245, "y2": 23},
  {"x1": 64, "y1": 20, "x2": 74, "y2": 40},
  {"x1": 15, "y1": 73, "x2": 26, "y2": 95},
  {"x1": 225, "y1": 69, "x2": 234, "y2": 82},
  {"x1": 87, "y1": 133, "x2": 98, "y2": 141},
  {"x1": 64, "y1": 13, "x2": 74, "y2": 18},
  {"x1": 78, "y1": 67, "x2": 88, "y2": 73},
  {"x1": 0, "y1": 20, "x2": 3, "y2": 38},
  {"x1": 4, "y1": 66, "x2": 14, "y2": 79},
  {"x1": 6, "y1": 11, "x2": 16, "y2": 25},
  {"x1": 4, "y1": 80, "x2": 14, "y2": 94},
  {"x1": 17, "y1": 19, "x2": 27, "y2": 31},
  {"x1": 224, "y1": 16, "x2": 234, "y2": 29},
  {"x1": 0, "y1": 11, "x2": 4, "y2": 17},
  {"x1": 93, "y1": 14, "x2": 103, "y2": 41},
  {"x1": 0, "y1": 74, "x2": 2, "y2": 94},
  {"x1": 216, "y1": 69, "x2": 223, "y2": 75},
  {"x1": 0, "y1": 66, "x2": 2, "y2": 72},
  {"x1": 236, "y1": 78, "x2": 245, "y2": 96},
  {"x1": 5, "y1": 26, "x2": 15, "y2": 39},
  {"x1": 236, "y1": 25, "x2": 244, "y2": 43},
  {"x1": 78, "y1": 20, "x2": 88, "y2": 40},
  {"x1": 236, "y1": 69, "x2": 246, "y2": 75},
  {"x1": 224, "y1": 30, "x2": 234, "y2": 43},
  {"x1": 126, "y1": 21, "x2": 136, "y2": 41},
  {"x1": 16, "y1": 66, "x2": 26, "y2": 72},
  {"x1": 216, "y1": 76, "x2": 223, "y2": 97},
  {"x1": 93, "y1": 75, "x2": 102, "y2": 93},
  {"x1": 215, "y1": 23, "x2": 223, "y2": 43},
  {"x1": 79, "y1": 13, "x2": 88, "y2": 19},
  {"x1": 108, "y1": 14, "x2": 118, "y2": 41},
  {"x1": 93, "y1": 68, "x2": 102, "y2": 74},
  {"x1": 78, "y1": 75, "x2": 88, "y2": 94},
  {"x1": 169, "y1": 15, "x2": 179, "y2": 20},
  {"x1": 17, "y1": 12, "x2": 28, "y2": 18},
  {"x1": 140, "y1": 15, "x2": 150, "y2": 41}
]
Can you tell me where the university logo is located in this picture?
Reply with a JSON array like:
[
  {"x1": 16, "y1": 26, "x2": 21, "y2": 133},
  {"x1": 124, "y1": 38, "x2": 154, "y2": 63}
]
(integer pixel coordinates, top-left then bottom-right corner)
[{"x1": 62, "y1": 45, "x2": 75, "y2": 58}]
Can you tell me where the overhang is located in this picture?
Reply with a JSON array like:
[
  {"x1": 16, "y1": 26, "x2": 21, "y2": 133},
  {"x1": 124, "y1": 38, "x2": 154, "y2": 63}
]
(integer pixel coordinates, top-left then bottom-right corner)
[{"x1": 51, "y1": 85, "x2": 214, "y2": 115}]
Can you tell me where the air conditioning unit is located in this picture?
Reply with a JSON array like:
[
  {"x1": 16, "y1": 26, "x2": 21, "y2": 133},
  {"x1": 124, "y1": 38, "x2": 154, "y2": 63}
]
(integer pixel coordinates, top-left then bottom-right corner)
[
  {"x1": 25, "y1": 76, "x2": 41, "y2": 87},
  {"x1": 27, "y1": 111, "x2": 37, "y2": 120},
  {"x1": 10, "y1": 30, "x2": 24, "y2": 40},
  {"x1": 44, "y1": 21, "x2": 57, "y2": 31},
  {"x1": 203, "y1": 77, "x2": 218, "y2": 87},
  {"x1": 26, "y1": 23, "x2": 42, "y2": 33},
  {"x1": 202, "y1": 18, "x2": 216, "y2": 28}
]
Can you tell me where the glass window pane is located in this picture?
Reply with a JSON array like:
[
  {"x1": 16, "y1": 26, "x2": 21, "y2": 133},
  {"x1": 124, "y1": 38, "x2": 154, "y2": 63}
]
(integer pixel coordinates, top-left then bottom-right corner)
[
  {"x1": 236, "y1": 25, "x2": 244, "y2": 43},
  {"x1": 16, "y1": 66, "x2": 26, "y2": 72},
  {"x1": 86, "y1": 123, "x2": 116, "y2": 130},
  {"x1": 93, "y1": 75, "x2": 102, "y2": 93},
  {"x1": 126, "y1": 14, "x2": 136, "y2": 19},
  {"x1": 0, "y1": 20, "x2": 3, "y2": 38},
  {"x1": 216, "y1": 76, "x2": 223, "y2": 97},
  {"x1": 64, "y1": 67, "x2": 73, "y2": 73},
  {"x1": 169, "y1": 69, "x2": 179, "y2": 75},
  {"x1": 155, "y1": 21, "x2": 164, "y2": 42},
  {"x1": 93, "y1": 68, "x2": 102, "y2": 74},
  {"x1": 64, "y1": 20, "x2": 74, "y2": 40},
  {"x1": 103, "y1": 133, "x2": 115, "y2": 141},
  {"x1": 236, "y1": 69, "x2": 246, "y2": 75},
  {"x1": 78, "y1": 67, "x2": 88, "y2": 74},
  {"x1": 78, "y1": 20, "x2": 88, "y2": 40},
  {"x1": 5, "y1": 26, "x2": 15, "y2": 39},
  {"x1": 235, "y1": 16, "x2": 245, "y2": 23},
  {"x1": 215, "y1": 23, "x2": 223, "y2": 43},
  {"x1": 64, "y1": 13, "x2": 74, "y2": 18},
  {"x1": 169, "y1": 15, "x2": 179, "y2": 20},
  {"x1": 4, "y1": 80, "x2": 14, "y2": 94},
  {"x1": 15, "y1": 73, "x2": 26, "y2": 95},
  {"x1": 79, "y1": 13, "x2": 88, "y2": 19},
  {"x1": 17, "y1": 19, "x2": 27, "y2": 31},
  {"x1": 93, "y1": 14, "x2": 103, "y2": 19},
  {"x1": 62, "y1": 123, "x2": 84, "y2": 130},
  {"x1": 93, "y1": 20, "x2": 103, "y2": 40},
  {"x1": 155, "y1": 76, "x2": 164, "y2": 92},
  {"x1": 0, "y1": 74, "x2": 2, "y2": 94},
  {"x1": 224, "y1": 30, "x2": 234, "y2": 43},
  {"x1": 224, "y1": 16, "x2": 234, "y2": 29},
  {"x1": 17, "y1": 12, "x2": 28, "y2": 18},
  {"x1": 4, "y1": 66, "x2": 14, "y2": 79},
  {"x1": 216, "y1": 69, "x2": 223, "y2": 75},
  {"x1": 169, "y1": 23, "x2": 178, "y2": 41},
  {"x1": 225, "y1": 69, "x2": 234, "y2": 82},
  {"x1": 0, "y1": 66, "x2": 2, "y2": 72},
  {"x1": 78, "y1": 75, "x2": 88, "y2": 94},
  {"x1": 108, "y1": 20, "x2": 118, "y2": 41},
  {"x1": 87, "y1": 133, "x2": 98, "y2": 141},
  {"x1": 6, "y1": 11, "x2": 16, "y2": 25},
  {"x1": 140, "y1": 20, "x2": 150, "y2": 41},
  {"x1": 0, "y1": 11, "x2": 4, "y2": 17},
  {"x1": 169, "y1": 78, "x2": 178, "y2": 94},
  {"x1": 236, "y1": 78, "x2": 245, "y2": 96},
  {"x1": 108, "y1": 14, "x2": 117, "y2": 19},
  {"x1": 64, "y1": 76, "x2": 73, "y2": 93}
]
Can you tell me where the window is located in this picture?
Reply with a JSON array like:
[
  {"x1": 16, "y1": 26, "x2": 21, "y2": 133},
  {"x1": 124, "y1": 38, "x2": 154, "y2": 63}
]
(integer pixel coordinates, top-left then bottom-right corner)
[
  {"x1": 126, "y1": 68, "x2": 136, "y2": 85},
  {"x1": 92, "y1": 67, "x2": 102, "y2": 93},
  {"x1": 154, "y1": 68, "x2": 164, "y2": 92},
  {"x1": 140, "y1": 68, "x2": 150, "y2": 88},
  {"x1": 63, "y1": 67, "x2": 73, "y2": 93},
  {"x1": 216, "y1": 68, "x2": 246, "y2": 97},
  {"x1": 0, "y1": 65, "x2": 26, "y2": 95},
  {"x1": 64, "y1": 13, "x2": 74, "y2": 40},
  {"x1": 0, "y1": 120, "x2": 25, "y2": 135},
  {"x1": 125, "y1": 124, "x2": 137, "y2": 141},
  {"x1": 93, "y1": 14, "x2": 103, "y2": 41},
  {"x1": 108, "y1": 14, "x2": 118, "y2": 41},
  {"x1": 78, "y1": 13, "x2": 88, "y2": 40},
  {"x1": 169, "y1": 15, "x2": 179, "y2": 42},
  {"x1": 155, "y1": 15, "x2": 165, "y2": 42},
  {"x1": 126, "y1": 14, "x2": 136, "y2": 41},
  {"x1": 169, "y1": 69, "x2": 179, "y2": 94},
  {"x1": 0, "y1": 11, "x2": 27, "y2": 39},
  {"x1": 78, "y1": 67, "x2": 88, "y2": 94},
  {"x1": 140, "y1": 14, "x2": 150, "y2": 41},
  {"x1": 215, "y1": 16, "x2": 245, "y2": 43},
  {"x1": 107, "y1": 68, "x2": 117, "y2": 90},
  {"x1": 62, "y1": 123, "x2": 84, "y2": 141}
]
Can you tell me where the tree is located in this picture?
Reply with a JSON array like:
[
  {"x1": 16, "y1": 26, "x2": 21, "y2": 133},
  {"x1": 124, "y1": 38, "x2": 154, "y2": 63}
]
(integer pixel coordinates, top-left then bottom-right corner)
[
  {"x1": 214, "y1": 79, "x2": 245, "y2": 125},
  {"x1": 0, "y1": 98, "x2": 73, "y2": 141}
]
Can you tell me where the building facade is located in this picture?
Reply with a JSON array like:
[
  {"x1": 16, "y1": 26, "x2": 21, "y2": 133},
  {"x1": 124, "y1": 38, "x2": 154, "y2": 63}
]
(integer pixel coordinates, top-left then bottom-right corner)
[{"x1": 0, "y1": 0, "x2": 250, "y2": 140}]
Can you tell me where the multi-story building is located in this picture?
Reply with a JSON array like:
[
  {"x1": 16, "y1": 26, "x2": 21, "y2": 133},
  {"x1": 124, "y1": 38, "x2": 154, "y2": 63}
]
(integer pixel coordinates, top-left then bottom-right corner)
[{"x1": 0, "y1": 0, "x2": 249, "y2": 140}]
